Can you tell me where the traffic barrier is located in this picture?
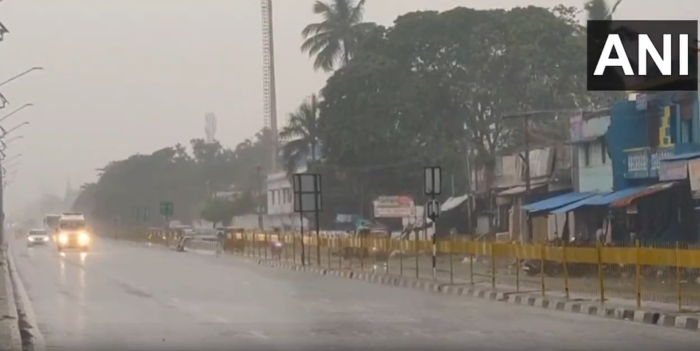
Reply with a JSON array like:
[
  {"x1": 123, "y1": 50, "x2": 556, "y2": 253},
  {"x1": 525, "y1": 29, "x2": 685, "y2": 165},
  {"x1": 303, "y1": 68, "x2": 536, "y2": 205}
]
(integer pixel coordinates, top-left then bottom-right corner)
[{"x1": 114, "y1": 227, "x2": 700, "y2": 311}]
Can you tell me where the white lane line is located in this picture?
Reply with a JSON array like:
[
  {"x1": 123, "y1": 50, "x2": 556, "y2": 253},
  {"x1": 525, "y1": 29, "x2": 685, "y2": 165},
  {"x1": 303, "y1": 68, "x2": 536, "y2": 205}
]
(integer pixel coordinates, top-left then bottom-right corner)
[
  {"x1": 250, "y1": 331, "x2": 268, "y2": 339},
  {"x1": 7, "y1": 246, "x2": 47, "y2": 351}
]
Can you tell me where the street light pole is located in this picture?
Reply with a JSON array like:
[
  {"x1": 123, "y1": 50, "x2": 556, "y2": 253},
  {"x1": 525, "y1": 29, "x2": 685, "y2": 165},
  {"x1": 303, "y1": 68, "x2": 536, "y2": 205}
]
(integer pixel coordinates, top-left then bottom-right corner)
[
  {"x1": 256, "y1": 165, "x2": 263, "y2": 229},
  {"x1": 0, "y1": 67, "x2": 43, "y2": 88},
  {"x1": 1, "y1": 121, "x2": 29, "y2": 137},
  {"x1": 0, "y1": 103, "x2": 32, "y2": 124}
]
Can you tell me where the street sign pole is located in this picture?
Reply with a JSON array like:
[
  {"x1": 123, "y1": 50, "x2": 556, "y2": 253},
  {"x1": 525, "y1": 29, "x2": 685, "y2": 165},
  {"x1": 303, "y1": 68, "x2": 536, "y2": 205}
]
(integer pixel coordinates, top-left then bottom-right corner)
[
  {"x1": 293, "y1": 173, "x2": 323, "y2": 267},
  {"x1": 424, "y1": 166, "x2": 442, "y2": 280}
]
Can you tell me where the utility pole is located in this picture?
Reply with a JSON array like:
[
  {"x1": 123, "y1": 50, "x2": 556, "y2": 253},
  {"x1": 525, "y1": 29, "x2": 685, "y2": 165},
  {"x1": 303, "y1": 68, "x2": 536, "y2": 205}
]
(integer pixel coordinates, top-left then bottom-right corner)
[
  {"x1": 523, "y1": 116, "x2": 532, "y2": 243},
  {"x1": 504, "y1": 108, "x2": 581, "y2": 243},
  {"x1": 256, "y1": 165, "x2": 263, "y2": 229}
]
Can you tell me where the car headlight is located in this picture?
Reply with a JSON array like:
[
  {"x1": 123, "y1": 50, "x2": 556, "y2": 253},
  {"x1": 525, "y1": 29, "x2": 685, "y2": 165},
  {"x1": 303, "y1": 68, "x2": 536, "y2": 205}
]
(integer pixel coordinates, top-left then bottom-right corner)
[
  {"x1": 27, "y1": 237, "x2": 33, "y2": 242},
  {"x1": 58, "y1": 234, "x2": 68, "y2": 244},
  {"x1": 78, "y1": 233, "x2": 90, "y2": 245},
  {"x1": 273, "y1": 242, "x2": 282, "y2": 247}
]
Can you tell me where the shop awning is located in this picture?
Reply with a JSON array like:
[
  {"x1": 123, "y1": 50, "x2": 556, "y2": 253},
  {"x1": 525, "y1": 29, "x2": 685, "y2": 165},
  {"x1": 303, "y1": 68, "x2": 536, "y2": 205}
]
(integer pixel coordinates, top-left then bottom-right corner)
[
  {"x1": 550, "y1": 187, "x2": 645, "y2": 213},
  {"x1": 440, "y1": 194, "x2": 470, "y2": 212},
  {"x1": 660, "y1": 152, "x2": 700, "y2": 162},
  {"x1": 522, "y1": 192, "x2": 597, "y2": 213},
  {"x1": 609, "y1": 182, "x2": 677, "y2": 208},
  {"x1": 497, "y1": 183, "x2": 547, "y2": 196}
]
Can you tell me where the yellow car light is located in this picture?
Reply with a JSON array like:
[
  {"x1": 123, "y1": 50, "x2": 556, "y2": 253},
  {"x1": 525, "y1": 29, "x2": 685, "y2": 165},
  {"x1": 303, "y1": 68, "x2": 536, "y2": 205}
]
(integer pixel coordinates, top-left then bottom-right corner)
[
  {"x1": 58, "y1": 234, "x2": 68, "y2": 244},
  {"x1": 78, "y1": 233, "x2": 90, "y2": 245}
]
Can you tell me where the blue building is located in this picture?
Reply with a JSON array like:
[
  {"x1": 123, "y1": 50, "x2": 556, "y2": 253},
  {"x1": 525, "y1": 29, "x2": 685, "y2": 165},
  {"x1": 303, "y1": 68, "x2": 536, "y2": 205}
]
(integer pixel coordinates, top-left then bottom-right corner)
[{"x1": 522, "y1": 91, "x2": 700, "y2": 244}]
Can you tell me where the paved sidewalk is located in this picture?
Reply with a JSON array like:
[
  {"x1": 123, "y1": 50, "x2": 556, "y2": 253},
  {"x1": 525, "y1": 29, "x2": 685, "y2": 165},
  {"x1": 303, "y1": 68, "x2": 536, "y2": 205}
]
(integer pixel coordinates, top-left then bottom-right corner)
[{"x1": 0, "y1": 248, "x2": 22, "y2": 351}]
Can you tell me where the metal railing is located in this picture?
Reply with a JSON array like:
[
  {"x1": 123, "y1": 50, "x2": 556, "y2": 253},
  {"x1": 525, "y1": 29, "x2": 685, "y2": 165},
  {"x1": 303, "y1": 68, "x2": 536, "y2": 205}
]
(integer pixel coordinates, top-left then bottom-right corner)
[{"x1": 107, "y1": 227, "x2": 700, "y2": 311}]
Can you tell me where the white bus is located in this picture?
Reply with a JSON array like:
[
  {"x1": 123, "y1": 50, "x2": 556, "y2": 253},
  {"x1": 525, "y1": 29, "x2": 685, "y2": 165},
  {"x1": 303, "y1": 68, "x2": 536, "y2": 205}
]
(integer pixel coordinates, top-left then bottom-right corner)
[{"x1": 56, "y1": 213, "x2": 90, "y2": 252}]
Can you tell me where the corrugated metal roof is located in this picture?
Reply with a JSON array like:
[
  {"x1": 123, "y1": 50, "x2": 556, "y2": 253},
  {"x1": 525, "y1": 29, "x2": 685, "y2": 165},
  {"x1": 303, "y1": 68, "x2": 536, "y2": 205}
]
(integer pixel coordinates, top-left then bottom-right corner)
[
  {"x1": 497, "y1": 184, "x2": 547, "y2": 196},
  {"x1": 441, "y1": 194, "x2": 470, "y2": 212},
  {"x1": 522, "y1": 192, "x2": 597, "y2": 213},
  {"x1": 610, "y1": 182, "x2": 677, "y2": 208},
  {"x1": 660, "y1": 152, "x2": 700, "y2": 162},
  {"x1": 550, "y1": 186, "x2": 650, "y2": 213}
]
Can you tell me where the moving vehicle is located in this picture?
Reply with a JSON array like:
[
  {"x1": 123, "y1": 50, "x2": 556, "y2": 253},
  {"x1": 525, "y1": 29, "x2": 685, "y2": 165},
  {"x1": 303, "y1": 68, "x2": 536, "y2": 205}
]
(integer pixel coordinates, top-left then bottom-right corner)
[
  {"x1": 44, "y1": 213, "x2": 62, "y2": 241},
  {"x1": 27, "y1": 229, "x2": 50, "y2": 247},
  {"x1": 55, "y1": 213, "x2": 90, "y2": 252}
]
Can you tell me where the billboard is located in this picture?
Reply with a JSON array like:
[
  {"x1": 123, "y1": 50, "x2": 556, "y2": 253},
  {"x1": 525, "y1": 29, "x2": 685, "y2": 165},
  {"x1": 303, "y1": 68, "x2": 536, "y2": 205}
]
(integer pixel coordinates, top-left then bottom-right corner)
[{"x1": 373, "y1": 196, "x2": 415, "y2": 218}]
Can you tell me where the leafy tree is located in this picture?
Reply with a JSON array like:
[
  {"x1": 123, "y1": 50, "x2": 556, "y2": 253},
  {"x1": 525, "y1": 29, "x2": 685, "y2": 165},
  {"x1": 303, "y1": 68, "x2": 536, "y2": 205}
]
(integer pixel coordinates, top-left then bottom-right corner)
[
  {"x1": 199, "y1": 197, "x2": 235, "y2": 227},
  {"x1": 301, "y1": 0, "x2": 376, "y2": 71},
  {"x1": 72, "y1": 128, "x2": 273, "y2": 226},
  {"x1": 279, "y1": 94, "x2": 320, "y2": 176},
  {"x1": 316, "y1": 6, "x2": 596, "y2": 213}
]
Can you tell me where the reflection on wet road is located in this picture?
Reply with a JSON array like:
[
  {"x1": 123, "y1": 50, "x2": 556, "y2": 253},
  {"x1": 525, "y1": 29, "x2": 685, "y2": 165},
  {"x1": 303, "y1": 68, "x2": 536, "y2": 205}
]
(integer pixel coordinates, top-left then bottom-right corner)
[{"x1": 11, "y1": 237, "x2": 700, "y2": 350}]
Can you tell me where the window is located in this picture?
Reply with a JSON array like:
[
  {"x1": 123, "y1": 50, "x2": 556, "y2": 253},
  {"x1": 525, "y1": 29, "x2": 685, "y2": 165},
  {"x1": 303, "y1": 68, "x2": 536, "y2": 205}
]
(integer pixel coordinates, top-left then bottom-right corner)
[
  {"x1": 270, "y1": 190, "x2": 276, "y2": 205},
  {"x1": 583, "y1": 143, "x2": 590, "y2": 167}
]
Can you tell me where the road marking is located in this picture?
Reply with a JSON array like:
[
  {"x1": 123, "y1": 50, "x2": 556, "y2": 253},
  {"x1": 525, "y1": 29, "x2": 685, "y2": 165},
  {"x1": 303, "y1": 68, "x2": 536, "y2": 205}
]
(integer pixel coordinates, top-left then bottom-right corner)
[
  {"x1": 250, "y1": 331, "x2": 268, "y2": 339},
  {"x1": 7, "y1": 246, "x2": 47, "y2": 351}
]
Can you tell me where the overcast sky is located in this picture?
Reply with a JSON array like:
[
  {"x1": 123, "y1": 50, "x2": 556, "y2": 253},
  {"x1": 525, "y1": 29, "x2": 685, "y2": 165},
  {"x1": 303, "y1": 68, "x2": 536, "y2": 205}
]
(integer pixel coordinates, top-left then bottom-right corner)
[{"x1": 1, "y1": 0, "x2": 697, "y2": 211}]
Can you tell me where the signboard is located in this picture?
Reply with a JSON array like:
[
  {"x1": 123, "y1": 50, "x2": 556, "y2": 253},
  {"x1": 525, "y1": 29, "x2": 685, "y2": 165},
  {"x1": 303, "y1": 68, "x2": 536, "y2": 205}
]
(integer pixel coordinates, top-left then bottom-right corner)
[
  {"x1": 160, "y1": 201, "x2": 174, "y2": 217},
  {"x1": 659, "y1": 160, "x2": 688, "y2": 181},
  {"x1": 292, "y1": 173, "x2": 322, "y2": 213},
  {"x1": 689, "y1": 159, "x2": 700, "y2": 198},
  {"x1": 569, "y1": 112, "x2": 584, "y2": 142},
  {"x1": 528, "y1": 148, "x2": 552, "y2": 178},
  {"x1": 373, "y1": 195, "x2": 415, "y2": 218},
  {"x1": 426, "y1": 199, "x2": 441, "y2": 221},
  {"x1": 424, "y1": 166, "x2": 442, "y2": 196}
]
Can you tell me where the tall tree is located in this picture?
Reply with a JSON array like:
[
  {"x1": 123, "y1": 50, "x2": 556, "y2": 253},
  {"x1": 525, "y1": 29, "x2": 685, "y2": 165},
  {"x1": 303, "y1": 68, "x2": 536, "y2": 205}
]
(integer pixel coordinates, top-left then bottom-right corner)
[
  {"x1": 279, "y1": 94, "x2": 320, "y2": 176},
  {"x1": 300, "y1": 0, "x2": 376, "y2": 71},
  {"x1": 318, "y1": 6, "x2": 592, "y2": 203}
]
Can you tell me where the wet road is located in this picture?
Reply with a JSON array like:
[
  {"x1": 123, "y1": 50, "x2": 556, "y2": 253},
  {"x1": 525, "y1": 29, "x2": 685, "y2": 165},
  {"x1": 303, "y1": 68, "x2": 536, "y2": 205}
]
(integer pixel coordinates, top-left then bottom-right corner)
[{"x1": 10, "y1": 237, "x2": 700, "y2": 351}]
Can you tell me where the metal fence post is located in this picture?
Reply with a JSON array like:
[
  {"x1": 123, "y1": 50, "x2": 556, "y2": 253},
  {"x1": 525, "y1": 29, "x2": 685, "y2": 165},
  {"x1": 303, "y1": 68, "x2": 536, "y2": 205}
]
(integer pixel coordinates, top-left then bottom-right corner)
[
  {"x1": 596, "y1": 241, "x2": 605, "y2": 303},
  {"x1": 449, "y1": 237, "x2": 453, "y2": 285},
  {"x1": 490, "y1": 242, "x2": 496, "y2": 289},
  {"x1": 562, "y1": 241, "x2": 570, "y2": 299},
  {"x1": 676, "y1": 241, "x2": 682, "y2": 311},
  {"x1": 540, "y1": 243, "x2": 545, "y2": 297},
  {"x1": 635, "y1": 240, "x2": 641, "y2": 308},
  {"x1": 515, "y1": 243, "x2": 520, "y2": 293}
]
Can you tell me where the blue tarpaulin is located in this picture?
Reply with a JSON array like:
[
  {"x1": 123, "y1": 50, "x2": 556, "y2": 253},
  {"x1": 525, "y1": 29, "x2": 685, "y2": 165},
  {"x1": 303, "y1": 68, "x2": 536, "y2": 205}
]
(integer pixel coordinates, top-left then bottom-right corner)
[
  {"x1": 551, "y1": 186, "x2": 649, "y2": 213},
  {"x1": 522, "y1": 192, "x2": 597, "y2": 213}
]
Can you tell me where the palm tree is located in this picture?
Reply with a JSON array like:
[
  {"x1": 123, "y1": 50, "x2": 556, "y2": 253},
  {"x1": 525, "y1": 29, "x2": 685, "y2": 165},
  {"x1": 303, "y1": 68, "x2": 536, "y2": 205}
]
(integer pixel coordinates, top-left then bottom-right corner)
[
  {"x1": 279, "y1": 94, "x2": 320, "y2": 176},
  {"x1": 300, "y1": 0, "x2": 375, "y2": 72}
]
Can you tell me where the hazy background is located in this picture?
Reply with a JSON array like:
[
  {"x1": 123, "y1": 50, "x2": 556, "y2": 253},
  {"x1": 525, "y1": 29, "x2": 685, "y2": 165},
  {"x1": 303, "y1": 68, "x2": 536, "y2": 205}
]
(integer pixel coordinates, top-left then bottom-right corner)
[{"x1": 1, "y1": 0, "x2": 697, "y2": 212}]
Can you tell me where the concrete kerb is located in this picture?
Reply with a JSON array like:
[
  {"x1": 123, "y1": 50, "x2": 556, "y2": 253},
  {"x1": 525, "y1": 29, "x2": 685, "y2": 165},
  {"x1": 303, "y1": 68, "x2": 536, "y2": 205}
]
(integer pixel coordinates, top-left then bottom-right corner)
[
  {"x1": 0, "y1": 248, "x2": 22, "y2": 351},
  {"x1": 6, "y1": 246, "x2": 45, "y2": 351},
  {"x1": 252, "y1": 257, "x2": 700, "y2": 333}
]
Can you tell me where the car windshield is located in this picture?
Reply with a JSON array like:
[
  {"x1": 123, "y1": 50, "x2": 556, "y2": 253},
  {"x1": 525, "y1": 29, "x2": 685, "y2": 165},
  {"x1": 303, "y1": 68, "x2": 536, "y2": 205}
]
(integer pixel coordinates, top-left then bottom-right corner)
[
  {"x1": 59, "y1": 221, "x2": 86, "y2": 230},
  {"x1": 28, "y1": 231, "x2": 47, "y2": 236}
]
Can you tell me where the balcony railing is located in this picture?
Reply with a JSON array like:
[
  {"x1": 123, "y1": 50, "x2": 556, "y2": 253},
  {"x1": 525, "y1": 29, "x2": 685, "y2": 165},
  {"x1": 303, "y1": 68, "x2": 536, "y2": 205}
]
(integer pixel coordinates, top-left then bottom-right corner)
[{"x1": 624, "y1": 146, "x2": 675, "y2": 179}]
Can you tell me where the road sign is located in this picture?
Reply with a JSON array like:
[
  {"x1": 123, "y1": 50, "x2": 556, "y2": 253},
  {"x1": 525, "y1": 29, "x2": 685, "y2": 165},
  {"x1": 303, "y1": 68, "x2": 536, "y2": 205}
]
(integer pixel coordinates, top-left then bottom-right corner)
[
  {"x1": 426, "y1": 199, "x2": 441, "y2": 222},
  {"x1": 160, "y1": 201, "x2": 174, "y2": 217},
  {"x1": 424, "y1": 166, "x2": 442, "y2": 196},
  {"x1": 292, "y1": 173, "x2": 322, "y2": 213}
]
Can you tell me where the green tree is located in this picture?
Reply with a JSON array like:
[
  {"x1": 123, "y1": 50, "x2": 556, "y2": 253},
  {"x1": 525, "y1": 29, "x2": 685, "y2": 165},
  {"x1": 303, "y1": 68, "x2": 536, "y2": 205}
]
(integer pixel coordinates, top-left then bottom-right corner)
[
  {"x1": 72, "y1": 128, "x2": 274, "y2": 226},
  {"x1": 317, "y1": 6, "x2": 594, "y2": 210},
  {"x1": 199, "y1": 197, "x2": 235, "y2": 227},
  {"x1": 279, "y1": 94, "x2": 320, "y2": 176},
  {"x1": 301, "y1": 0, "x2": 376, "y2": 71}
]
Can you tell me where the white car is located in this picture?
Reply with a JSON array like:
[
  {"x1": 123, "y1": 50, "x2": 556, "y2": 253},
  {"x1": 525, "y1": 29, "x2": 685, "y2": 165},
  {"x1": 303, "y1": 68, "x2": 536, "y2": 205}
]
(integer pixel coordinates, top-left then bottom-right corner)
[{"x1": 27, "y1": 229, "x2": 50, "y2": 247}]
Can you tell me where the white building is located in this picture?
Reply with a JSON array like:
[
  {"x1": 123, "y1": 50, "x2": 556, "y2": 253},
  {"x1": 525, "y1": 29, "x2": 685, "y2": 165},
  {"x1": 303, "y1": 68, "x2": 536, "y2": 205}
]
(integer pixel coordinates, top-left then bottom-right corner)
[{"x1": 264, "y1": 143, "x2": 320, "y2": 229}]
